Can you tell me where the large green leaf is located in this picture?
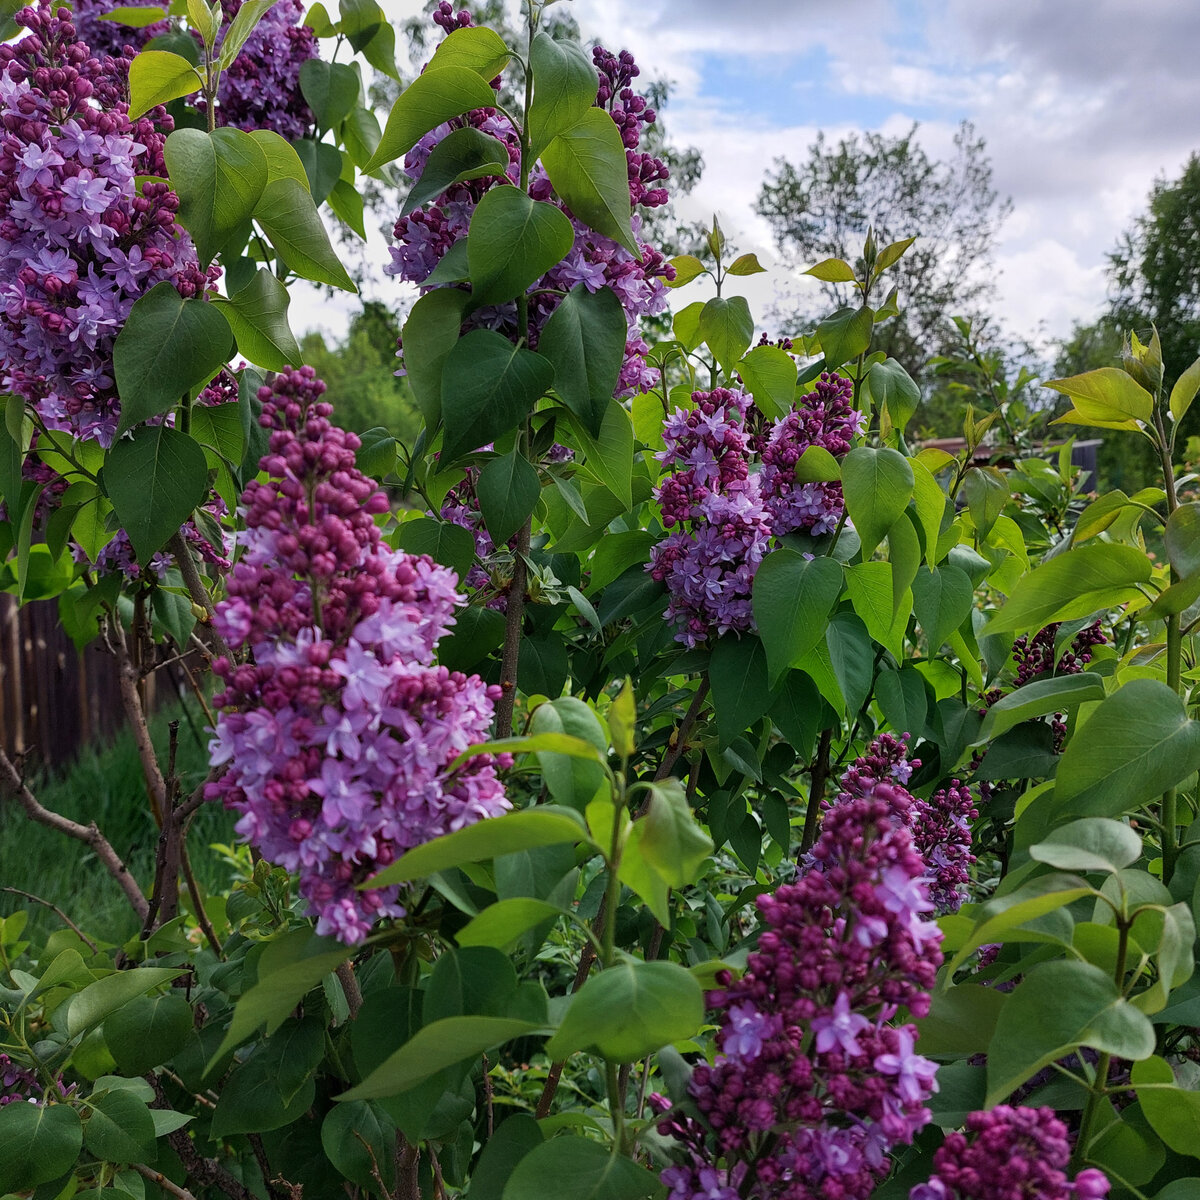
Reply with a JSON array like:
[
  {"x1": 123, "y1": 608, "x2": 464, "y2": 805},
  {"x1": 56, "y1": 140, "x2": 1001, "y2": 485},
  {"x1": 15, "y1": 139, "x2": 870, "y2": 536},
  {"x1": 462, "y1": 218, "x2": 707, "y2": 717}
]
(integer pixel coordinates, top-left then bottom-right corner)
[
  {"x1": 218, "y1": 0, "x2": 274, "y2": 66},
  {"x1": 1045, "y1": 367, "x2": 1154, "y2": 430},
  {"x1": 986, "y1": 960, "x2": 1154, "y2": 1105},
  {"x1": 545, "y1": 959, "x2": 704, "y2": 1062},
  {"x1": 840, "y1": 446, "x2": 914, "y2": 559},
  {"x1": 368, "y1": 808, "x2": 589, "y2": 887},
  {"x1": 911, "y1": 564, "x2": 974, "y2": 651},
  {"x1": 537, "y1": 284, "x2": 626, "y2": 434},
  {"x1": 103, "y1": 992, "x2": 194, "y2": 1075},
  {"x1": 503, "y1": 1135, "x2": 659, "y2": 1200},
  {"x1": 866, "y1": 357, "x2": 920, "y2": 432},
  {"x1": 427, "y1": 24, "x2": 510, "y2": 78},
  {"x1": 254, "y1": 177, "x2": 357, "y2": 291},
  {"x1": 541, "y1": 107, "x2": 637, "y2": 255},
  {"x1": 982, "y1": 543, "x2": 1152, "y2": 636},
  {"x1": 477, "y1": 447, "x2": 541, "y2": 544},
  {"x1": 528, "y1": 32, "x2": 597, "y2": 159},
  {"x1": 456, "y1": 899, "x2": 565, "y2": 950},
  {"x1": 340, "y1": 1016, "x2": 545, "y2": 1099},
  {"x1": 164, "y1": 127, "x2": 267, "y2": 266},
  {"x1": 393, "y1": 516, "x2": 476, "y2": 580},
  {"x1": 400, "y1": 287, "x2": 469, "y2": 426},
  {"x1": 566, "y1": 400, "x2": 634, "y2": 507},
  {"x1": 467, "y1": 185, "x2": 574, "y2": 307},
  {"x1": 217, "y1": 268, "x2": 302, "y2": 371},
  {"x1": 440, "y1": 329, "x2": 554, "y2": 460},
  {"x1": 1166, "y1": 503, "x2": 1200, "y2": 580},
  {"x1": 321, "y1": 1101, "x2": 397, "y2": 1190},
  {"x1": 710, "y1": 634, "x2": 774, "y2": 748},
  {"x1": 816, "y1": 306, "x2": 872, "y2": 368},
  {"x1": 102, "y1": 425, "x2": 211, "y2": 561},
  {"x1": 291, "y1": 137, "x2": 342, "y2": 205},
  {"x1": 402, "y1": 126, "x2": 509, "y2": 216},
  {"x1": 83, "y1": 1087, "x2": 157, "y2": 1166},
  {"x1": 113, "y1": 282, "x2": 232, "y2": 433},
  {"x1": 1052, "y1": 678, "x2": 1200, "y2": 819},
  {"x1": 366, "y1": 66, "x2": 498, "y2": 171},
  {"x1": 0, "y1": 1102, "x2": 82, "y2": 1192},
  {"x1": 298, "y1": 58, "x2": 358, "y2": 131},
  {"x1": 976, "y1": 673, "x2": 1107, "y2": 743},
  {"x1": 128, "y1": 49, "x2": 202, "y2": 118},
  {"x1": 1132, "y1": 1056, "x2": 1200, "y2": 1158},
  {"x1": 698, "y1": 296, "x2": 753, "y2": 374},
  {"x1": 737, "y1": 344, "x2": 798, "y2": 420},
  {"x1": 1029, "y1": 818, "x2": 1143, "y2": 874},
  {"x1": 752, "y1": 550, "x2": 842, "y2": 683},
  {"x1": 529, "y1": 697, "x2": 609, "y2": 812}
]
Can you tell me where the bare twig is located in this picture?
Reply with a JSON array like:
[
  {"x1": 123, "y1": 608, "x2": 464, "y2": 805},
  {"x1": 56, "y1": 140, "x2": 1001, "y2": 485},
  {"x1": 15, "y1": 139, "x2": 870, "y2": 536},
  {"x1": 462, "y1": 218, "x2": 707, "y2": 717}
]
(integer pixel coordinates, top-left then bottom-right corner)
[
  {"x1": 1, "y1": 887, "x2": 97, "y2": 952},
  {"x1": 112, "y1": 618, "x2": 169, "y2": 825},
  {"x1": 652, "y1": 677, "x2": 710, "y2": 783},
  {"x1": 335, "y1": 960, "x2": 363, "y2": 1019},
  {"x1": 129, "y1": 1163, "x2": 199, "y2": 1200},
  {"x1": 169, "y1": 531, "x2": 231, "y2": 662},
  {"x1": 176, "y1": 769, "x2": 220, "y2": 824},
  {"x1": 800, "y1": 728, "x2": 834, "y2": 854},
  {"x1": 493, "y1": 521, "x2": 531, "y2": 736},
  {"x1": 180, "y1": 826, "x2": 224, "y2": 958},
  {"x1": 0, "y1": 749, "x2": 149, "y2": 922}
]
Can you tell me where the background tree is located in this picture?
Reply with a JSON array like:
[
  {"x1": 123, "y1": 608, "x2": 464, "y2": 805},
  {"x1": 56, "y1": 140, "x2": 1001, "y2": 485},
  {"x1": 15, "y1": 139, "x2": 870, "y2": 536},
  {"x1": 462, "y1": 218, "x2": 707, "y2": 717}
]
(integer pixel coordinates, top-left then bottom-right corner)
[{"x1": 757, "y1": 121, "x2": 1011, "y2": 378}]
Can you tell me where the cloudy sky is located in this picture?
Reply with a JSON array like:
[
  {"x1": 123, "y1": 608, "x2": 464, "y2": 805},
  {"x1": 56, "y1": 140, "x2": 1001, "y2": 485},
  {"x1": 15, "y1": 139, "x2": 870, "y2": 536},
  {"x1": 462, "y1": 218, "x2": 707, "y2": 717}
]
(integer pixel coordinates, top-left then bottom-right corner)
[{"x1": 296, "y1": 0, "x2": 1199, "y2": 354}]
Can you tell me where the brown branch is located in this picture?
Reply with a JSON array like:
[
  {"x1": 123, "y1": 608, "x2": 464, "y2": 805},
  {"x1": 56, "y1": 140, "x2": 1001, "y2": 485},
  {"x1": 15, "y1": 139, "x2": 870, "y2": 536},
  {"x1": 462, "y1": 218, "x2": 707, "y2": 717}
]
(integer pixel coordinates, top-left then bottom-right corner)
[
  {"x1": 653, "y1": 677, "x2": 710, "y2": 783},
  {"x1": 176, "y1": 769, "x2": 221, "y2": 824},
  {"x1": 335, "y1": 960, "x2": 362, "y2": 1020},
  {"x1": 180, "y1": 830, "x2": 223, "y2": 958},
  {"x1": 114, "y1": 620, "x2": 169, "y2": 825},
  {"x1": 800, "y1": 728, "x2": 834, "y2": 854},
  {"x1": 395, "y1": 1138, "x2": 420, "y2": 1200},
  {"x1": 129, "y1": 1163, "x2": 199, "y2": 1200},
  {"x1": 493, "y1": 521, "x2": 531, "y2": 737},
  {"x1": 0, "y1": 749, "x2": 149, "y2": 922},
  {"x1": 1, "y1": 887, "x2": 97, "y2": 953},
  {"x1": 169, "y1": 531, "x2": 231, "y2": 663}
]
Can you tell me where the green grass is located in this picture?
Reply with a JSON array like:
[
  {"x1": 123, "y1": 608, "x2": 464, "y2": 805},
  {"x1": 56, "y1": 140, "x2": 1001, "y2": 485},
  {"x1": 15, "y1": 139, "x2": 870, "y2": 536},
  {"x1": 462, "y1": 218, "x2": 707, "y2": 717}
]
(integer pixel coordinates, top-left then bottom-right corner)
[{"x1": 0, "y1": 708, "x2": 238, "y2": 947}]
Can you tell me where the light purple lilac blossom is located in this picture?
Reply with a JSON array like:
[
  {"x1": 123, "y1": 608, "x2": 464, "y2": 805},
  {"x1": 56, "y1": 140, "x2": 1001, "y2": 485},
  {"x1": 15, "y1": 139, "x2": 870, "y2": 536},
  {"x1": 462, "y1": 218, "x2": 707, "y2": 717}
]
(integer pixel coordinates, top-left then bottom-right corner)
[
  {"x1": 653, "y1": 785, "x2": 944, "y2": 1200},
  {"x1": 0, "y1": 2, "x2": 208, "y2": 446},
  {"x1": 386, "y1": 3, "x2": 674, "y2": 401},
  {"x1": 206, "y1": 368, "x2": 510, "y2": 944},
  {"x1": 910, "y1": 1105, "x2": 1109, "y2": 1200}
]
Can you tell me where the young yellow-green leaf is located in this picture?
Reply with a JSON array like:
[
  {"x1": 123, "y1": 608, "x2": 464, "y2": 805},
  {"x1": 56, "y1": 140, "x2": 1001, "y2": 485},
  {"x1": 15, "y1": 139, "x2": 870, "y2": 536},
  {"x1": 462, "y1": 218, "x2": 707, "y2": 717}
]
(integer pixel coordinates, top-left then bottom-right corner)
[
  {"x1": 875, "y1": 235, "x2": 917, "y2": 273},
  {"x1": 804, "y1": 256, "x2": 856, "y2": 283},
  {"x1": 102, "y1": 4, "x2": 168, "y2": 26},
  {"x1": 248, "y1": 129, "x2": 310, "y2": 188},
  {"x1": 667, "y1": 254, "x2": 706, "y2": 288},
  {"x1": 1044, "y1": 367, "x2": 1154, "y2": 429},
  {"x1": 128, "y1": 50, "x2": 202, "y2": 119},
  {"x1": 794, "y1": 444, "x2": 841, "y2": 483},
  {"x1": 1169, "y1": 354, "x2": 1200, "y2": 423},
  {"x1": 218, "y1": 0, "x2": 274, "y2": 65},
  {"x1": 367, "y1": 66, "x2": 498, "y2": 172},
  {"x1": 727, "y1": 252, "x2": 766, "y2": 276},
  {"x1": 541, "y1": 107, "x2": 637, "y2": 256}
]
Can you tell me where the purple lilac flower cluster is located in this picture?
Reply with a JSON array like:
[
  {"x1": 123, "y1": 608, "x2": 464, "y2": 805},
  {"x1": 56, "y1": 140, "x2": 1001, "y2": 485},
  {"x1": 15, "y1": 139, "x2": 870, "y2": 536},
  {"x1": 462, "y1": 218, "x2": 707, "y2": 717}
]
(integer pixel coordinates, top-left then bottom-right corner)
[
  {"x1": 759, "y1": 371, "x2": 865, "y2": 537},
  {"x1": 66, "y1": 0, "x2": 170, "y2": 61},
  {"x1": 836, "y1": 733, "x2": 978, "y2": 916},
  {"x1": 203, "y1": 0, "x2": 315, "y2": 141},
  {"x1": 206, "y1": 368, "x2": 510, "y2": 944},
  {"x1": 0, "y1": 2, "x2": 208, "y2": 446},
  {"x1": 0, "y1": 1053, "x2": 73, "y2": 1105},
  {"x1": 648, "y1": 373, "x2": 865, "y2": 647},
  {"x1": 647, "y1": 387, "x2": 770, "y2": 647},
  {"x1": 910, "y1": 1106, "x2": 1109, "y2": 1200},
  {"x1": 654, "y1": 787, "x2": 943, "y2": 1199},
  {"x1": 386, "y1": 3, "x2": 674, "y2": 401}
]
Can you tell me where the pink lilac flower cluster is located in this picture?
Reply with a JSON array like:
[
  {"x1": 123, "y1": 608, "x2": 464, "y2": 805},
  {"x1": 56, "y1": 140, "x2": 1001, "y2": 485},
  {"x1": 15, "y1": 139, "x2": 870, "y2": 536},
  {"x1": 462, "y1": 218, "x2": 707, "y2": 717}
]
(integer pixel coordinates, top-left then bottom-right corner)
[
  {"x1": 202, "y1": 0, "x2": 315, "y2": 141},
  {"x1": 66, "y1": 0, "x2": 170, "y2": 60},
  {"x1": 648, "y1": 374, "x2": 865, "y2": 647},
  {"x1": 836, "y1": 733, "x2": 977, "y2": 916},
  {"x1": 759, "y1": 372, "x2": 866, "y2": 537},
  {"x1": 653, "y1": 786, "x2": 943, "y2": 1199},
  {"x1": 910, "y1": 1106, "x2": 1109, "y2": 1200},
  {"x1": 386, "y1": 3, "x2": 674, "y2": 400},
  {"x1": 647, "y1": 387, "x2": 771, "y2": 647},
  {"x1": 206, "y1": 367, "x2": 510, "y2": 944},
  {"x1": 0, "y1": 1053, "x2": 73, "y2": 1105},
  {"x1": 0, "y1": 2, "x2": 208, "y2": 446}
]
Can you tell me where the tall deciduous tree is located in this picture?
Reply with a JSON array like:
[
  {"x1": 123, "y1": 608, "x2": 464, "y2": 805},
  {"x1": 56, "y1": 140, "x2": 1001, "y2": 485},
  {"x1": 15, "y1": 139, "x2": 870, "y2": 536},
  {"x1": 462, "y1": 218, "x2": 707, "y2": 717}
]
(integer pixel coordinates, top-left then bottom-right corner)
[{"x1": 756, "y1": 121, "x2": 1011, "y2": 376}]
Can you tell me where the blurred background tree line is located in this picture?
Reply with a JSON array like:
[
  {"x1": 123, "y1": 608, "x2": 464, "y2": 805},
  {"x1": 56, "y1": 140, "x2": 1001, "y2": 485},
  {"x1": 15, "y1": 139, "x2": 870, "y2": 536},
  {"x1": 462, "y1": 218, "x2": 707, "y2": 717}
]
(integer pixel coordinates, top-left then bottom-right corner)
[{"x1": 314, "y1": 0, "x2": 1199, "y2": 496}]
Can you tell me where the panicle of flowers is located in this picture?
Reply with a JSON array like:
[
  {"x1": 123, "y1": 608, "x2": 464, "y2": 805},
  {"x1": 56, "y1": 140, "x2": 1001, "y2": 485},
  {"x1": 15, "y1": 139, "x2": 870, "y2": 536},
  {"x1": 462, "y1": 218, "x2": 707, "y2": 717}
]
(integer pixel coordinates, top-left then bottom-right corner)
[
  {"x1": 647, "y1": 387, "x2": 772, "y2": 648},
  {"x1": 66, "y1": 0, "x2": 170, "y2": 61},
  {"x1": 0, "y1": 2, "x2": 208, "y2": 446},
  {"x1": 835, "y1": 733, "x2": 977, "y2": 916},
  {"x1": 1011, "y1": 621, "x2": 1106, "y2": 688},
  {"x1": 206, "y1": 367, "x2": 510, "y2": 944},
  {"x1": 654, "y1": 789, "x2": 943, "y2": 1199},
  {"x1": 759, "y1": 372, "x2": 866, "y2": 537},
  {"x1": 202, "y1": 0, "x2": 316, "y2": 141},
  {"x1": 0, "y1": 1053, "x2": 73, "y2": 1105},
  {"x1": 386, "y1": 5, "x2": 673, "y2": 399},
  {"x1": 910, "y1": 1106, "x2": 1109, "y2": 1200}
]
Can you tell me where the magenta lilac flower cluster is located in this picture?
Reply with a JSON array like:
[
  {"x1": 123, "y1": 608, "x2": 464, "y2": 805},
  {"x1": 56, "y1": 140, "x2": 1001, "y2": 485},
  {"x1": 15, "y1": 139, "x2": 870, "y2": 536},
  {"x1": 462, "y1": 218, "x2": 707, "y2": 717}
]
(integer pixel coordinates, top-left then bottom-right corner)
[
  {"x1": 654, "y1": 786, "x2": 943, "y2": 1200},
  {"x1": 648, "y1": 373, "x2": 864, "y2": 647},
  {"x1": 910, "y1": 1106, "x2": 1109, "y2": 1200},
  {"x1": 836, "y1": 733, "x2": 978, "y2": 916},
  {"x1": 66, "y1": 0, "x2": 170, "y2": 61},
  {"x1": 0, "y1": 2, "x2": 208, "y2": 446},
  {"x1": 204, "y1": 0, "x2": 316, "y2": 141},
  {"x1": 386, "y1": 3, "x2": 674, "y2": 401},
  {"x1": 647, "y1": 387, "x2": 770, "y2": 647},
  {"x1": 759, "y1": 371, "x2": 865, "y2": 537},
  {"x1": 0, "y1": 1053, "x2": 73, "y2": 1105},
  {"x1": 206, "y1": 367, "x2": 510, "y2": 944}
]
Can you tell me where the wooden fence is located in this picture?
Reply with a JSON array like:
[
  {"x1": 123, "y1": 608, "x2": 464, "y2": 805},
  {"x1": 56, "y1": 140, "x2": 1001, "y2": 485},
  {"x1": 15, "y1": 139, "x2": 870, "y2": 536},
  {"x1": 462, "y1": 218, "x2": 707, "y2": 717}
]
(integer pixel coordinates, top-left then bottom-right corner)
[{"x1": 0, "y1": 592, "x2": 170, "y2": 769}]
